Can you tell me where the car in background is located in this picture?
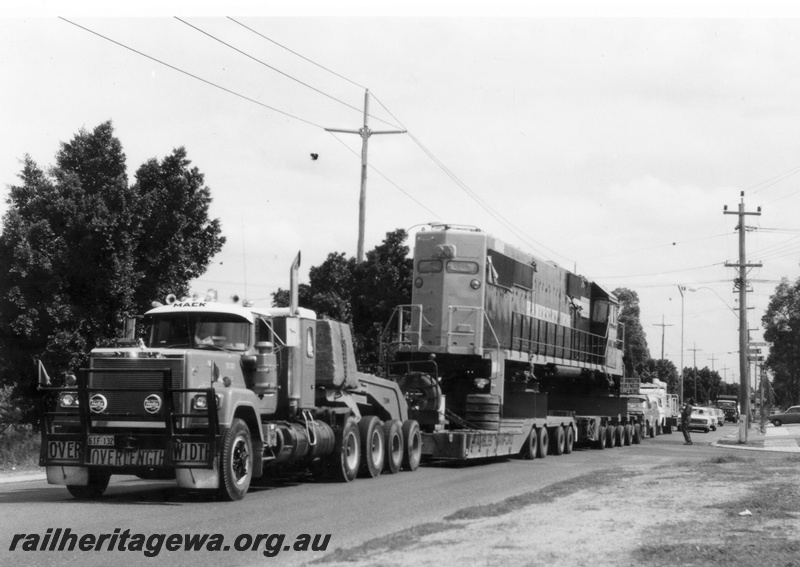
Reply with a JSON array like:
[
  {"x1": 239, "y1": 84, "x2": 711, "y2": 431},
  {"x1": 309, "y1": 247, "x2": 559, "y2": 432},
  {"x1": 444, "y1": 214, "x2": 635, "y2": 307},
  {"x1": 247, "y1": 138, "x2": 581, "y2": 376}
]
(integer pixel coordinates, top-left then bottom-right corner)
[
  {"x1": 770, "y1": 406, "x2": 800, "y2": 427},
  {"x1": 689, "y1": 407, "x2": 716, "y2": 432}
]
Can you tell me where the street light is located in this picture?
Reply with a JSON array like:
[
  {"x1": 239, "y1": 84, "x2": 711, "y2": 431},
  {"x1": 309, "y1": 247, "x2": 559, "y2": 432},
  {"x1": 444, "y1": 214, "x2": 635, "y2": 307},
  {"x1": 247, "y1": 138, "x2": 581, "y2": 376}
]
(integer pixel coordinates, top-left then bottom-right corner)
[{"x1": 677, "y1": 285, "x2": 697, "y2": 405}]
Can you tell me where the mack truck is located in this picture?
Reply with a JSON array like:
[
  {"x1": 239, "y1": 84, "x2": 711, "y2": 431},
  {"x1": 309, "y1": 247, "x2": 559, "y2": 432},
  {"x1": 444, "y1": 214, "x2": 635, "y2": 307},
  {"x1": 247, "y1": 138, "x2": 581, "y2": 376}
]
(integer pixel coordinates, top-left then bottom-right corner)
[{"x1": 38, "y1": 254, "x2": 422, "y2": 501}]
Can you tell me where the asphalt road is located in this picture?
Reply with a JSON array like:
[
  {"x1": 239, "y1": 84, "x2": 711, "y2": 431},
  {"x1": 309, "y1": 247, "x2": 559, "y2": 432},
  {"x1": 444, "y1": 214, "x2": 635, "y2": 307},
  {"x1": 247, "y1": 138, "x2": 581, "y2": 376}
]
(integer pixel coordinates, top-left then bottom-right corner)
[{"x1": 0, "y1": 424, "x2": 733, "y2": 567}]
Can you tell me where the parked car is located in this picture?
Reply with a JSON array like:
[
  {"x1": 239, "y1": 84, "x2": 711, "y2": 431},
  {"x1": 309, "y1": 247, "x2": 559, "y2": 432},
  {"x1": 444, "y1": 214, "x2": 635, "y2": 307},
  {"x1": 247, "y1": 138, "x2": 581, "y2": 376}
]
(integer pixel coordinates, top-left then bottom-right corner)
[
  {"x1": 626, "y1": 394, "x2": 660, "y2": 438},
  {"x1": 689, "y1": 407, "x2": 716, "y2": 432},
  {"x1": 770, "y1": 406, "x2": 800, "y2": 427}
]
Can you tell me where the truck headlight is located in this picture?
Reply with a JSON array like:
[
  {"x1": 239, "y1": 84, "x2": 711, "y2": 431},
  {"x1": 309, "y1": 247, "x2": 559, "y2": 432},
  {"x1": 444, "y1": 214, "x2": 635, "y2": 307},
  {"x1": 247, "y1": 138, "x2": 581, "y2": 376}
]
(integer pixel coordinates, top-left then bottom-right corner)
[
  {"x1": 59, "y1": 392, "x2": 79, "y2": 407},
  {"x1": 192, "y1": 393, "x2": 223, "y2": 411}
]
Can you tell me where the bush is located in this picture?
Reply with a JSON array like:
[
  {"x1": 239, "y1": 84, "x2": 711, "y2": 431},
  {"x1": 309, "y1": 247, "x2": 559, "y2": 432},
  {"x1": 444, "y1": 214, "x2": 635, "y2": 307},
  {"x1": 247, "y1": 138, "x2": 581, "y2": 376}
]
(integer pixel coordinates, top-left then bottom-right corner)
[{"x1": 0, "y1": 426, "x2": 40, "y2": 471}]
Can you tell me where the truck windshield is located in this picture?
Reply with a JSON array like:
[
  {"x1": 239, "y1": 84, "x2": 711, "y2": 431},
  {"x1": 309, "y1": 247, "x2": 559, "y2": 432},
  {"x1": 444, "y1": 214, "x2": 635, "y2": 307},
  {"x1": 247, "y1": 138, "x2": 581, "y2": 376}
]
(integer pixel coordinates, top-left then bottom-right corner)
[{"x1": 146, "y1": 313, "x2": 251, "y2": 352}]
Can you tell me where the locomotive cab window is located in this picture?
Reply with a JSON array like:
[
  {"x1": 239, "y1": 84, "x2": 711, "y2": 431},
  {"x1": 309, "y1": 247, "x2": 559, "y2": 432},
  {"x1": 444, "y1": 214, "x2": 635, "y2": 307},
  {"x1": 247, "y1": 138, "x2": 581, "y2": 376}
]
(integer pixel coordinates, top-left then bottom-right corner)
[
  {"x1": 446, "y1": 260, "x2": 479, "y2": 274},
  {"x1": 418, "y1": 260, "x2": 443, "y2": 273}
]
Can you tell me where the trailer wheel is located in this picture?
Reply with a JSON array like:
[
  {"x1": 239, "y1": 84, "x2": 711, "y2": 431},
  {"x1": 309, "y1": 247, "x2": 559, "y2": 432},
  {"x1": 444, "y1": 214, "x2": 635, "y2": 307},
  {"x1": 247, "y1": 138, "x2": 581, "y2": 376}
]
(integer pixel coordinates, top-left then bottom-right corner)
[
  {"x1": 358, "y1": 416, "x2": 385, "y2": 478},
  {"x1": 383, "y1": 419, "x2": 404, "y2": 474},
  {"x1": 623, "y1": 424, "x2": 632, "y2": 446},
  {"x1": 66, "y1": 469, "x2": 111, "y2": 500},
  {"x1": 536, "y1": 427, "x2": 548, "y2": 458},
  {"x1": 615, "y1": 425, "x2": 625, "y2": 447},
  {"x1": 549, "y1": 426, "x2": 565, "y2": 456},
  {"x1": 563, "y1": 426, "x2": 574, "y2": 454},
  {"x1": 605, "y1": 424, "x2": 616, "y2": 448},
  {"x1": 219, "y1": 418, "x2": 253, "y2": 501},
  {"x1": 329, "y1": 416, "x2": 361, "y2": 482},
  {"x1": 401, "y1": 420, "x2": 422, "y2": 471},
  {"x1": 632, "y1": 423, "x2": 642, "y2": 444},
  {"x1": 521, "y1": 428, "x2": 538, "y2": 460},
  {"x1": 596, "y1": 425, "x2": 606, "y2": 450}
]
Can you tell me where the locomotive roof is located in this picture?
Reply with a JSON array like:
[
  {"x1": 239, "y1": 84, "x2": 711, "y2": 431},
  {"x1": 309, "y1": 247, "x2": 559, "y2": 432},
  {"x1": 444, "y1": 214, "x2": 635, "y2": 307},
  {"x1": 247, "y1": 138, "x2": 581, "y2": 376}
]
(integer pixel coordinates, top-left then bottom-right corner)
[{"x1": 418, "y1": 225, "x2": 619, "y2": 303}]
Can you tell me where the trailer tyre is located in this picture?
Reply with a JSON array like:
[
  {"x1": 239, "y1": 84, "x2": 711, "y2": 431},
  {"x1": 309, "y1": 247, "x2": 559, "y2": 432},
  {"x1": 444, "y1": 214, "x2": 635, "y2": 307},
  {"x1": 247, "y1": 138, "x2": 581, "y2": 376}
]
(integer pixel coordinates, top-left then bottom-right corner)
[
  {"x1": 358, "y1": 416, "x2": 385, "y2": 478},
  {"x1": 66, "y1": 469, "x2": 111, "y2": 500},
  {"x1": 632, "y1": 423, "x2": 642, "y2": 444},
  {"x1": 536, "y1": 427, "x2": 549, "y2": 458},
  {"x1": 564, "y1": 426, "x2": 574, "y2": 454},
  {"x1": 521, "y1": 428, "x2": 538, "y2": 460},
  {"x1": 219, "y1": 418, "x2": 253, "y2": 501},
  {"x1": 383, "y1": 419, "x2": 404, "y2": 474},
  {"x1": 329, "y1": 416, "x2": 361, "y2": 482},
  {"x1": 623, "y1": 424, "x2": 632, "y2": 446},
  {"x1": 615, "y1": 425, "x2": 625, "y2": 447},
  {"x1": 401, "y1": 420, "x2": 422, "y2": 471},
  {"x1": 549, "y1": 426, "x2": 565, "y2": 456},
  {"x1": 605, "y1": 424, "x2": 616, "y2": 448},
  {"x1": 596, "y1": 425, "x2": 606, "y2": 450}
]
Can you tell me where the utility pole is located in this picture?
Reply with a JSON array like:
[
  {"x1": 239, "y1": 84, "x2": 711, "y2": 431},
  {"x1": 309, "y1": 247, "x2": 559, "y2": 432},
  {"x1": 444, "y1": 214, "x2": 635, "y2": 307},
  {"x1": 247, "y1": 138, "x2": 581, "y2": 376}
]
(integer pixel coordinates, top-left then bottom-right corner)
[
  {"x1": 653, "y1": 315, "x2": 673, "y2": 360},
  {"x1": 724, "y1": 191, "x2": 761, "y2": 443},
  {"x1": 688, "y1": 344, "x2": 702, "y2": 401},
  {"x1": 326, "y1": 89, "x2": 406, "y2": 263},
  {"x1": 708, "y1": 353, "x2": 717, "y2": 373}
]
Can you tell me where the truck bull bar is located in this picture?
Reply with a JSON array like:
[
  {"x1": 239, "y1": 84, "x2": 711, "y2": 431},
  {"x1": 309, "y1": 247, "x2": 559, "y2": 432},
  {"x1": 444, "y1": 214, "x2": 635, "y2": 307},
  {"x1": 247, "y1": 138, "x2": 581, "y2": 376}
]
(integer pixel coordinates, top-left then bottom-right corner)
[{"x1": 40, "y1": 368, "x2": 219, "y2": 470}]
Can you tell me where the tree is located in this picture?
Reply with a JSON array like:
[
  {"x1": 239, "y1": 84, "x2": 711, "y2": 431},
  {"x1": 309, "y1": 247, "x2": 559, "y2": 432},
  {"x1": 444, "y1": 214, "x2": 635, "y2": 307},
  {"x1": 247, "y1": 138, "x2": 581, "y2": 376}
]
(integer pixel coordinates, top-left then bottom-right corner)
[
  {"x1": 0, "y1": 121, "x2": 225, "y2": 422},
  {"x1": 641, "y1": 358, "x2": 680, "y2": 394},
  {"x1": 612, "y1": 288, "x2": 651, "y2": 377},
  {"x1": 761, "y1": 277, "x2": 800, "y2": 407},
  {"x1": 272, "y1": 229, "x2": 412, "y2": 364}
]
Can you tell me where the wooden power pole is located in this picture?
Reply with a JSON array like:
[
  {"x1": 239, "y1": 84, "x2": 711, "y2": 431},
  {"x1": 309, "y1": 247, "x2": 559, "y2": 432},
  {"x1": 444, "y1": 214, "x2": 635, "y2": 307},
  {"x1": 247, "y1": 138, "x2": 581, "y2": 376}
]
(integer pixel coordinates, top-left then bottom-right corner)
[
  {"x1": 326, "y1": 89, "x2": 406, "y2": 263},
  {"x1": 724, "y1": 191, "x2": 761, "y2": 443}
]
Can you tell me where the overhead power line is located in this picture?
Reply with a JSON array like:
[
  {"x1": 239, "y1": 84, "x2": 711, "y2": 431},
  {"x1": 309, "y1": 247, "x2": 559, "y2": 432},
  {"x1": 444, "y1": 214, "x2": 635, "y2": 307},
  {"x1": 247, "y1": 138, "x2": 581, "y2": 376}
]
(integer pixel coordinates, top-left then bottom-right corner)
[{"x1": 59, "y1": 17, "x2": 325, "y2": 129}]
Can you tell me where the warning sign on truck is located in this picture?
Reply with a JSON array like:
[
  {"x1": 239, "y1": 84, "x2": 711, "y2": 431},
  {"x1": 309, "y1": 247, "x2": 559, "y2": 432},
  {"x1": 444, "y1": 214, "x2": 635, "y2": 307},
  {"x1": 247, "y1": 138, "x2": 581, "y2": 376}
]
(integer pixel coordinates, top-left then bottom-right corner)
[{"x1": 620, "y1": 376, "x2": 640, "y2": 395}]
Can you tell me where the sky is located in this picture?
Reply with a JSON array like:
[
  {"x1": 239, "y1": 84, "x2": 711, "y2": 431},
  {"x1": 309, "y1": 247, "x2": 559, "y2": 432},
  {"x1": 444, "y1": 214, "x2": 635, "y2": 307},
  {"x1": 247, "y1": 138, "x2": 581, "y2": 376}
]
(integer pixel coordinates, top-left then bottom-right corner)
[{"x1": 2, "y1": 2, "x2": 800, "y2": 388}]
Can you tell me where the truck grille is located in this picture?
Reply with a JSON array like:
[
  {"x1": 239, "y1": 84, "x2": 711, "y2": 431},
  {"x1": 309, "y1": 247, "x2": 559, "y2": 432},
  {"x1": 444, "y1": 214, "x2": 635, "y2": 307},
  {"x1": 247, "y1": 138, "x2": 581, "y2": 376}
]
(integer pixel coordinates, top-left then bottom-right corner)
[{"x1": 89, "y1": 358, "x2": 184, "y2": 419}]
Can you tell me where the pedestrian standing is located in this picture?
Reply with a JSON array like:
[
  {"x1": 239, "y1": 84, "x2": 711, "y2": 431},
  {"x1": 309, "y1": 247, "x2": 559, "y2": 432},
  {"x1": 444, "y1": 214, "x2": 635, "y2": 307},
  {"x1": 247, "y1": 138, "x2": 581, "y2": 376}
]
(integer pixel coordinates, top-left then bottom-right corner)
[{"x1": 681, "y1": 397, "x2": 694, "y2": 445}]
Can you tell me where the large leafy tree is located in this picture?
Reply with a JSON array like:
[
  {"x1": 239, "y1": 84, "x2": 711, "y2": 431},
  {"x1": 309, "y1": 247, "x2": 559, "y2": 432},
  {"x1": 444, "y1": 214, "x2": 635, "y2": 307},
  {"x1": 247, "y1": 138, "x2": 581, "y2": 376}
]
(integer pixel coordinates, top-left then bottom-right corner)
[
  {"x1": 761, "y1": 277, "x2": 800, "y2": 407},
  {"x1": 272, "y1": 229, "x2": 412, "y2": 364},
  {"x1": 641, "y1": 358, "x2": 680, "y2": 393},
  {"x1": 0, "y1": 121, "x2": 225, "y2": 422},
  {"x1": 612, "y1": 287, "x2": 651, "y2": 377}
]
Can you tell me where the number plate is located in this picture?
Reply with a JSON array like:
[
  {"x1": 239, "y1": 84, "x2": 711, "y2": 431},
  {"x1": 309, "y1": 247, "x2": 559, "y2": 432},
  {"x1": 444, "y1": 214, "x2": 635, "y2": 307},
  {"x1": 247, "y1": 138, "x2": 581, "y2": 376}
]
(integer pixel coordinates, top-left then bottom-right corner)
[{"x1": 88, "y1": 435, "x2": 114, "y2": 447}]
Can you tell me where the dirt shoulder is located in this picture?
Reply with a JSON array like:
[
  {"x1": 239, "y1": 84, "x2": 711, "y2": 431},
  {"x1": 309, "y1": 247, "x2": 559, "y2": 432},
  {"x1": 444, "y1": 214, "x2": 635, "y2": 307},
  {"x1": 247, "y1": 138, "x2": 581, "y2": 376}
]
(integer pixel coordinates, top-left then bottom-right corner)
[{"x1": 314, "y1": 452, "x2": 800, "y2": 567}]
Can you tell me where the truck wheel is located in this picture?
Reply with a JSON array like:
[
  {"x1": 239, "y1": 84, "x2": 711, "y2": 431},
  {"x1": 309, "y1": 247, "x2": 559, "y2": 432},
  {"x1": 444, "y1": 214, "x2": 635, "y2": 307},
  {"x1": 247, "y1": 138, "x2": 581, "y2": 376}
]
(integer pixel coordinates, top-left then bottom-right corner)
[
  {"x1": 536, "y1": 427, "x2": 549, "y2": 458},
  {"x1": 66, "y1": 469, "x2": 111, "y2": 500},
  {"x1": 401, "y1": 420, "x2": 422, "y2": 471},
  {"x1": 358, "y1": 416, "x2": 385, "y2": 478},
  {"x1": 632, "y1": 424, "x2": 642, "y2": 444},
  {"x1": 549, "y1": 426, "x2": 565, "y2": 456},
  {"x1": 219, "y1": 418, "x2": 253, "y2": 501},
  {"x1": 383, "y1": 419, "x2": 404, "y2": 474},
  {"x1": 648, "y1": 423, "x2": 656, "y2": 438},
  {"x1": 329, "y1": 416, "x2": 361, "y2": 482},
  {"x1": 563, "y1": 426, "x2": 574, "y2": 454},
  {"x1": 596, "y1": 425, "x2": 606, "y2": 450},
  {"x1": 521, "y1": 427, "x2": 538, "y2": 460},
  {"x1": 623, "y1": 424, "x2": 632, "y2": 446},
  {"x1": 605, "y1": 425, "x2": 616, "y2": 448},
  {"x1": 665, "y1": 423, "x2": 673, "y2": 434}
]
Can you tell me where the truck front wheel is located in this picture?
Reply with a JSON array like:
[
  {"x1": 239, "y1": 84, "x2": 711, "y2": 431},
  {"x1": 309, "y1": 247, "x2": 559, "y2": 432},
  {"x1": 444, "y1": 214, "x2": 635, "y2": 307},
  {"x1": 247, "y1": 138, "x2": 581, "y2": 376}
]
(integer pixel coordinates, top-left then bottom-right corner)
[
  {"x1": 219, "y1": 418, "x2": 253, "y2": 501},
  {"x1": 67, "y1": 469, "x2": 111, "y2": 500}
]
